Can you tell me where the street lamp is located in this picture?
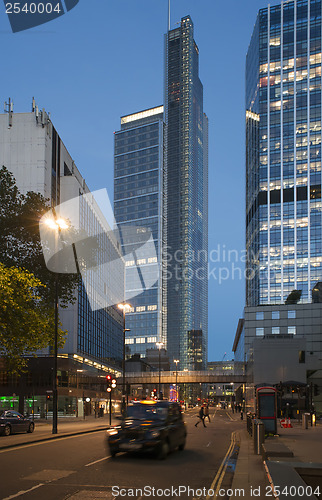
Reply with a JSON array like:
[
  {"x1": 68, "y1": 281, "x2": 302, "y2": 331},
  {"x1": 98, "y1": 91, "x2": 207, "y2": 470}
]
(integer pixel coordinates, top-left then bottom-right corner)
[
  {"x1": 44, "y1": 216, "x2": 69, "y2": 435},
  {"x1": 174, "y1": 359, "x2": 179, "y2": 402},
  {"x1": 117, "y1": 303, "x2": 131, "y2": 416},
  {"x1": 156, "y1": 342, "x2": 164, "y2": 400}
]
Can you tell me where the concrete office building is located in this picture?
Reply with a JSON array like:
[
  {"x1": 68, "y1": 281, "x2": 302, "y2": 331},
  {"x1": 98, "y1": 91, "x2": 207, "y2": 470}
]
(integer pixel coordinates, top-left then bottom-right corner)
[
  {"x1": 0, "y1": 101, "x2": 124, "y2": 416},
  {"x1": 233, "y1": 304, "x2": 322, "y2": 412}
]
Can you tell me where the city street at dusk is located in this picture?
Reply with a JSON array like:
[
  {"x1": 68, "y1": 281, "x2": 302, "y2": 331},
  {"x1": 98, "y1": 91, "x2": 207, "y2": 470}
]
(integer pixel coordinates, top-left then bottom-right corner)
[
  {"x1": 0, "y1": 409, "x2": 243, "y2": 500},
  {"x1": 0, "y1": 0, "x2": 322, "y2": 497}
]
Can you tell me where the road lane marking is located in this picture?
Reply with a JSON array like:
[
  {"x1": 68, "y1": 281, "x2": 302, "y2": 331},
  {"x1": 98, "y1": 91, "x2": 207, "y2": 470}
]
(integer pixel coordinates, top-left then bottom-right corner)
[
  {"x1": 2, "y1": 482, "x2": 44, "y2": 500},
  {"x1": 211, "y1": 431, "x2": 240, "y2": 500},
  {"x1": 85, "y1": 456, "x2": 111, "y2": 467},
  {"x1": 206, "y1": 431, "x2": 236, "y2": 500},
  {"x1": 225, "y1": 411, "x2": 234, "y2": 421},
  {"x1": 206, "y1": 441, "x2": 211, "y2": 447}
]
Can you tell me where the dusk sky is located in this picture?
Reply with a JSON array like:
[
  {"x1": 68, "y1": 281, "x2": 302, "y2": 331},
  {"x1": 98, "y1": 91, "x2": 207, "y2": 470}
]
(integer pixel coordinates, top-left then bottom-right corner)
[{"x1": 0, "y1": 0, "x2": 272, "y2": 361}]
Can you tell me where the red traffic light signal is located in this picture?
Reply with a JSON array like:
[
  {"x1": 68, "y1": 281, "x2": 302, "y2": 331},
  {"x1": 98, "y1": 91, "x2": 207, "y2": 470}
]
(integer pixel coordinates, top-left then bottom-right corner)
[{"x1": 106, "y1": 374, "x2": 112, "y2": 380}]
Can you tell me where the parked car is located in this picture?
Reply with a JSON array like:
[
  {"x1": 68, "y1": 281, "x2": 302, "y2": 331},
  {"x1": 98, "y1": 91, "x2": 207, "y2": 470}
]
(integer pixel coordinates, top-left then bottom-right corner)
[
  {"x1": 107, "y1": 400, "x2": 186, "y2": 460},
  {"x1": 0, "y1": 410, "x2": 35, "y2": 436}
]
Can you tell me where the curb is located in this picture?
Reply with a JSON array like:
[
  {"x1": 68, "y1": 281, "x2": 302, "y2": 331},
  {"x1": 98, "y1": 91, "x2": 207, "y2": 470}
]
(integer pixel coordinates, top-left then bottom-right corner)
[{"x1": 0, "y1": 425, "x2": 112, "y2": 451}]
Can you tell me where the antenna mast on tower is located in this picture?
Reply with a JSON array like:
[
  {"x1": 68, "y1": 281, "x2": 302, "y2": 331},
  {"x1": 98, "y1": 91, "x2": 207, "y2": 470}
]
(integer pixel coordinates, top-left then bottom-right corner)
[{"x1": 168, "y1": 0, "x2": 170, "y2": 31}]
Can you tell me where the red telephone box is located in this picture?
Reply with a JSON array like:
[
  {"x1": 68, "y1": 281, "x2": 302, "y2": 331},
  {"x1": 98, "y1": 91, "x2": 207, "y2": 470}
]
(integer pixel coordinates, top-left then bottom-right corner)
[{"x1": 256, "y1": 386, "x2": 277, "y2": 434}]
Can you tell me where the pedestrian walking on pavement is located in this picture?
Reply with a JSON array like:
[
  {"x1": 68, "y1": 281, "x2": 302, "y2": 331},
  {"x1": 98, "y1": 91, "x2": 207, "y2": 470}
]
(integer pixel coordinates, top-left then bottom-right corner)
[
  {"x1": 240, "y1": 410, "x2": 243, "y2": 420},
  {"x1": 204, "y1": 404, "x2": 211, "y2": 423},
  {"x1": 195, "y1": 406, "x2": 206, "y2": 427}
]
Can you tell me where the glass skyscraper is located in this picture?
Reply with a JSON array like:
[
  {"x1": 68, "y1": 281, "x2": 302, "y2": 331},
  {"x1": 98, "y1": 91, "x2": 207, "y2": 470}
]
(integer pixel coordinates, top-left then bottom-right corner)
[
  {"x1": 114, "y1": 106, "x2": 167, "y2": 357},
  {"x1": 165, "y1": 16, "x2": 208, "y2": 369},
  {"x1": 246, "y1": 0, "x2": 322, "y2": 306}
]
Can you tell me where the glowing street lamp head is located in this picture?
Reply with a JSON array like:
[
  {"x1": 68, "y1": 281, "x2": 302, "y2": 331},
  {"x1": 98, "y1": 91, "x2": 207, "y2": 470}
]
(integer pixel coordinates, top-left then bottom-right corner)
[
  {"x1": 44, "y1": 216, "x2": 69, "y2": 230},
  {"x1": 44, "y1": 218, "x2": 59, "y2": 230},
  {"x1": 174, "y1": 359, "x2": 179, "y2": 365},
  {"x1": 56, "y1": 218, "x2": 69, "y2": 230},
  {"x1": 118, "y1": 303, "x2": 132, "y2": 312},
  {"x1": 156, "y1": 342, "x2": 164, "y2": 350}
]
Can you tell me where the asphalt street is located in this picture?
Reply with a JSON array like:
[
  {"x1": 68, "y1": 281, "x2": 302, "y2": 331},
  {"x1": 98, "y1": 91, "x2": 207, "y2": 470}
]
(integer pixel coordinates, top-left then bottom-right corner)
[{"x1": 0, "y1": 409, "x2": 244, "y2": 500}]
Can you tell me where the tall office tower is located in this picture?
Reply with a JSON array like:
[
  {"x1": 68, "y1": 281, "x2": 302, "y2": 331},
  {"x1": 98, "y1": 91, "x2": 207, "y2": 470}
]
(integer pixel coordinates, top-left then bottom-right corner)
[
  {"x1": 114, "y1": 106, "x2": 167, "y2": 358},
  {"x1": 165, "y1": 16, "x2": 208, "y2": 369},
  {"x1": 246, "y1": 0, "x2": 322, "y2": 306}
]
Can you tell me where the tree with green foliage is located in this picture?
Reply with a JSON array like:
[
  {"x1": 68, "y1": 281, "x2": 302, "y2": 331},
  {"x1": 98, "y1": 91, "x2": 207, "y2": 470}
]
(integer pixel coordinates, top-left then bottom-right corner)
[
  {"x1": 0, "y1": 263, "x2": 66, "y2": 373},
  {"x1": 0, "y1": 166, "x2": 79, "y2": 308},
  {"x1": 0, "y1": 166, "x2": 79, "y2": 373}
]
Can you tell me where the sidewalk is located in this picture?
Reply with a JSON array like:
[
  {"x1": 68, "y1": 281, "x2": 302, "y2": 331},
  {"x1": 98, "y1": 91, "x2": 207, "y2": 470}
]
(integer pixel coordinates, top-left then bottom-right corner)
[
  {"x1": 229, "y1": 429, "x2": 270, "y2": 499},
  {"x1": 278, "y1": 420, "x2": 322, "y2": 463},
  {"x1": 0, "y1": 415, "x2": 119, "y2": 450},
  {"x1": 229, "y1": 421, "x2": 322, "y2": 499}
]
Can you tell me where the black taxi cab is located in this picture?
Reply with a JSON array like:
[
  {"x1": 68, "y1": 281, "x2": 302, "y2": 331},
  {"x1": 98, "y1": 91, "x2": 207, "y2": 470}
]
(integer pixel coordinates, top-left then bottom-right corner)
[{"x1": 107, "y1": 400, "x2": 186, "y2": 460}]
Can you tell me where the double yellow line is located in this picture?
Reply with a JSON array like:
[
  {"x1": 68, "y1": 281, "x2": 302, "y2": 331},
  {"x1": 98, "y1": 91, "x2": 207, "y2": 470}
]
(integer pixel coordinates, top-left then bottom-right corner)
[{"x1": 205, "y1": 431, "x2": 238, "y2": 500}]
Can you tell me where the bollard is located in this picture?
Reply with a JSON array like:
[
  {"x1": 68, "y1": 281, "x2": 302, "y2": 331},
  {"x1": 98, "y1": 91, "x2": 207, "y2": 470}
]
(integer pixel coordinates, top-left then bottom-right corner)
[
  {"x1": 255, "y1": 420, "x2": 265, "y2": 455},
  {"x1": 253, "y1": 419, "x2": 265, "y2": 454},
  {"x1": 302, "y1": 413, "x2": 310, "y2": 429},
  {"x1": 252, "y1": 419, "x2": 257, "y2": 451}
]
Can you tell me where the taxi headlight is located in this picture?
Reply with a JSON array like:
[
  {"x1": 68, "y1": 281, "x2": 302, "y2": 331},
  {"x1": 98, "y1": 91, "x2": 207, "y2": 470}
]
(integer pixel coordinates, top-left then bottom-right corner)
[{"x1": 146, "y1": 430, "x2": 160, "y2": 439}]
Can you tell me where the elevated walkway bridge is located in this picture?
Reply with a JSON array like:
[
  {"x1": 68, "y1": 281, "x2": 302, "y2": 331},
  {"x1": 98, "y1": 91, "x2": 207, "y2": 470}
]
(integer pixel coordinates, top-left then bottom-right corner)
[{"x1": 123, "y1": 370, "x2": 246, "y2": 385}]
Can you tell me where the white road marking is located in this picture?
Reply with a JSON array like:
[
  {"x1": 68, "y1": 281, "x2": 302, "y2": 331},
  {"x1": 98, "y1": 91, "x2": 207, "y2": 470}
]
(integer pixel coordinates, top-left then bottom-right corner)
[
  {"x1": 85, "y1": 456, "x2": 111, "y2": 467},
  {"x1": 206, "y1": 441, "x2": 211, "y2": 447},
  {"x1": 2, "y1": 482, "x2": 44, "y2": 500}
]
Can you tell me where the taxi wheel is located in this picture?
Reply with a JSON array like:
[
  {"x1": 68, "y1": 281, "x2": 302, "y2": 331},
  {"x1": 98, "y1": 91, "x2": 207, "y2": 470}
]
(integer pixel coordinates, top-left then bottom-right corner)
[
  {"x1": 157, "y1": 440, "x2": 169, "y2": 460},
  {"x1": 3, "y1": 425, "x2": 11, "y2": 436},
  {"x1": 27, "y1": 423, "x2": 34, "y2": 433},
  {"x1": 178, "y1": 439, "x2": 186, "y2": 451}
]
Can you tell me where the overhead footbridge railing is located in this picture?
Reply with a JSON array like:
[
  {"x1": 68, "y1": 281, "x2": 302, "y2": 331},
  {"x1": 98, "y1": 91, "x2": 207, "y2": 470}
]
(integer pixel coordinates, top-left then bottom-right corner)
[{"x1": 123, "y1": 370, "x2": 246, "y2": 385}]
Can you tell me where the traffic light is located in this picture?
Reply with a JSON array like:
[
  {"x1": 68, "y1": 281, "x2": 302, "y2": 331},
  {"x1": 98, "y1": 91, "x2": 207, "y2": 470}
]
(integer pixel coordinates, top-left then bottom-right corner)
[
  {"x1": 106, "y1": 374, "x2": 116, "y2": 392},
  {"x1": 106, "y1": 374, "x2": 112, "y2": 392}
]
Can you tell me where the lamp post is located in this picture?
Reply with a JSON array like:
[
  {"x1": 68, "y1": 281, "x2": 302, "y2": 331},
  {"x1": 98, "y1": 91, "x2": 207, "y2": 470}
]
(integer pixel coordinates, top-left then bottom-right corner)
[
  {"x1": 117, "y1": 303, "x2": 131, "y2": 416},
  {"x1": 156, "y1": 342, "x2": 164, "y2": 400},
  {"x1": 44, "y1": 216, "x2": 69, "y2": 434},
  {"x1": 174, "y1": 359, "x2": 179, "y2": 402}
]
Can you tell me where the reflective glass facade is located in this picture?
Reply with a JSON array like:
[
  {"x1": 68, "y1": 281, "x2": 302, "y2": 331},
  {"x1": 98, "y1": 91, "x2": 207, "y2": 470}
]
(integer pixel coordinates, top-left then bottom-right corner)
[
  {"x1": 114, "y1": 107, "x2": 166, "y2": 357},
  {"x1": 77, "y1": 194, "x2": 124, "y2": 365},
  {"x1": 246, "y1": 0, "x2": 322, "y2": 306},
  {"x1": 165, "y1": 16, "x2": 208, "y2": 369}
]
